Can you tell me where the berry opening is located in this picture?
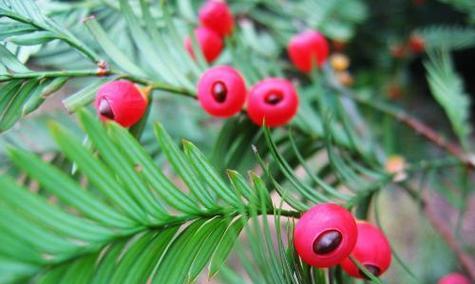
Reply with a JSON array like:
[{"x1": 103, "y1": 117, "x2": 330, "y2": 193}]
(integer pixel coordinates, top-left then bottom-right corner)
[
  {"x1": 264, "y1": 91, "x2": 284, "y2": 105},
  {"x1": 98, "y1": 97, "x2": 115, "y2": 119},
  {"x1": 313, "y1": 230, "x2": 342, "y2": 255},
  {"x1": 360, "y1": 264, "x2": 381, "y2": 279},
  {"x1": 211, "y1": 81, "x2": 227, "y2": 103}
]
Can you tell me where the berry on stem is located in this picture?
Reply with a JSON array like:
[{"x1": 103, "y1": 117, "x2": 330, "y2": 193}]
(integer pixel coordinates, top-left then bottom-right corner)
[
  {"x1": 294, "y1": 203, "x2": 358, "y2": 268},
  {"x1": 197, "y1": 66, "x2": 247, "y2": 117},
  {"x1": 247, "y1": 78, "x2": 299, "y2": 127},
  {"x1": 94, "y1": 80, "x2": 148, "y2": 127},
  {"x1": 390, "y1": 43, "x2": 407, "y2": 59},
  {"x1": 409, "y1": 34, "x2": 425, "y2": 54},
  {"x1": 199, "y1": 0, "x2": 234, "y2": 37},
  {"x1": 340, "y1": 222, "x2": 392, "y2": 279},
  {"x1": 185, "y1": 27, "x2": 223, "y2": 63},
  {"x1": 288, "y1": 30, "x2": 329, "y2": 73},
  {"x1": 438, "y1": 273, "x2": 471, "y2": 284}
]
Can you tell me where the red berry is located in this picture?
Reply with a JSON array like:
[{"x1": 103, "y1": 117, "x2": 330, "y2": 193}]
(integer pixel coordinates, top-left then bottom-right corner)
[
  {"x1": 409, "y1": 35, "x2": 425, "y2": 54},
  {"x1": 247, "y1": 78, "x2": 299, "y2": 127},
  {"x1": 438, "y1": 273, "x2": 471, "y2": 284},
  {"x1": 294, "y1": 203, "x2": 358, "y2": 268},
  {"x1": 390, "y1": 43, "x2": 407, "y2": 59},
  {"x1": 340, "y1": 222, "x2": 392, "y2": 279},
  {"x1": 288, "y1": 30, "x2": 329, "y2": 73},
  {"x1": 95, "y1": 80, "x2": 147, "y2": 127},
  {"x1": 185, "y1": 27, "x2": 223, "y2": 63},
  {"x1": 197, "y1": 66, "x2": 247, "y2": 117},
  {"x1": 199, "y1": 0, "x2": 234, "y2": 37}
]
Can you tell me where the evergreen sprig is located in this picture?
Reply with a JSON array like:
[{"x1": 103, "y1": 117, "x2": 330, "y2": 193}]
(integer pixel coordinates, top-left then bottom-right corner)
[{"x1": 0, "y1": 109, "x2": 301, "y2": 283}]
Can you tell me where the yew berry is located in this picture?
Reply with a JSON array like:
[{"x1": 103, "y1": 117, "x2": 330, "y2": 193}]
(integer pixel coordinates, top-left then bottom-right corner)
[
  {"x1": 197, "y1": 66, "x2": 247, "y2": 117},
  {"x1": 95, "y1": 80, "x2": 147, "y2": 127},
  {"x1": 247, "y1": 78, "x2": 299, "y2": 127},
  {"x1": 294, "y1": 203, "x2": 358, "y2": 268},
  {"x1": 409, "y1": 35, "x2": 425, "y2": 54},
  {"x1": 340, "y1": 222, "x2": 392, "y2": 279},
  {"x1": 438, "y1": 273, "x2": 471, "y2": 284},
  {"x1": 288, "y1": 30, "x2": 329, "y2": 73},
  {"x1": 185, "y1": 27, "x2": 223, "y2": 63},
  {"x1": 390, "y1": 43, "x2": 407, "y2": 59},
  {"x1": 199, "y1": 0, "x2": 234, "y2": 37}
]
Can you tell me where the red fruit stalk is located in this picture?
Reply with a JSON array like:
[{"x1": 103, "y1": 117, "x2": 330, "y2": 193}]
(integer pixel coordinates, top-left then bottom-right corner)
[
  {"x1": 247, "y1": 78, "x2": 299, "y2": 127},
  {"x1": 294, "y1": 203, "x2": 358, "y2": 268},
  {"x1": 185, "y1": 27, "x2": 223, "y2": 63},
  {"x1": 199, "y1": 0, "x2": 234, "y2": 37},
  {"x1": 340, "y1": 222, "x2": 392, "y2": 279},
  {"x1": 95, "y1": 80, "x2": 148, "y2": 127},
  {"x1": 197, "y1": 66, "x2": 247, "y2": 117},
  {"x1": 438, "y1": 273, "x2": 471, "y2": 284},
  {"x1": 288, "y1": 30, "x2": 329, "y2": 73}
]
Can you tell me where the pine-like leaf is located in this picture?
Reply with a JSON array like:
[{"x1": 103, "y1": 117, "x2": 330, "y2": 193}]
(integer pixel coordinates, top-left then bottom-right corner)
[
  {"x1": 0, "y1": 109, "x2": 300, "y2": 283},
  {"x1": 416, "y1": 25, "x2": 475, "y2": 50},
  {"x1": 424, "y1": 50, "x2": 472, "y2": 150}
]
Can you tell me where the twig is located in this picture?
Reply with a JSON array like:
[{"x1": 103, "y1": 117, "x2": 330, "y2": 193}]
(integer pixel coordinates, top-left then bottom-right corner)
[
  {"x1": 0, "y1": 67, "x2": 196, "y2": 98},
  {"x1": 329, "y1": 73, "x2": 475, "y2": 279},
  {"x1": 395, "y1": 112, "x2": 473, "y2": 167},
  {"x1": 330, "y1": 82, "x2": 475, "y2": 169},
  {"x1": 423, "y1": 191, "x2": 475, "y2": 280},
  {"x1": 401, "y1": 183, "x2": 475, "y2": 280},
  {"x1": 0, "y1": 69, "x2": 111, "y2": 82}
]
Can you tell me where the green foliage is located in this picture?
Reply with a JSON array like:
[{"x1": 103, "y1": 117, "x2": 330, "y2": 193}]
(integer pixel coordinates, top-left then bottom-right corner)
[
  {"x1": 438, "y1": 0, "x2": 475, "y2": 24},
  {"x1": 0, "y1": 110, "x2": 281, "y2": 283},
  {"x1": 424, "y1": 50, "x2": 472, "y2": 150},
  {"x1": 416, "y1": 26, "x2": 475, "y2": 51},
  {"x1": 0, "y1": 0, "x2": 474, "y2": 283}
]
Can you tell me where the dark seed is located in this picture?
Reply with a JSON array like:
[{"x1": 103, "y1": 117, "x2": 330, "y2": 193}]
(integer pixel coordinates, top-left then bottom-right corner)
[
  {"x1": 313, "y1": 230, "x2": 342, "y2": 255},
  {"x1": 211, "y1": 81, "x2": 227, "y2": 103},
  {"x1": 359, "y1": 264, "x2": 381, "y2": 279},
  {"x1": 264, "y1": 92, "x2": 283, "y2": 105},
  {"x1": 98, "y1": 98, "x2": 114, "y2": 119}
]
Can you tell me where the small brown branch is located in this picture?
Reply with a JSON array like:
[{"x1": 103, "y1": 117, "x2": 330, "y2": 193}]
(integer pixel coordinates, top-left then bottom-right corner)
[
  {"x1": 423, "y1": 191, "x2": 475, "y2": 280},
  {"x1": 400, "y1": 183, "x2": 475, "y2": 280},
  {"x1": 330, "y1": 80, "x2": 474, "y2": 169},
  {"x1": 395, "y1": 112, "x2": 473, "y2": 168},
  {"x1": 326, "y1": 67, "x2": 474, "y2": 168}
]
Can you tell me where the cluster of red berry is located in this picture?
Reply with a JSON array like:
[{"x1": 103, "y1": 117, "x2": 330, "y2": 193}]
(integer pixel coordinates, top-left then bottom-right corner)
[
  {"x1": 93, "y1": 0, "x2": 336, "y2": 128},
  {"x1": 197, "y1": 66, "x2": 299, "y2": 127},
  {"x1": 195, "y1": 20, "x2": 332, "y2": 126},
  {"x1": 390, "y1": 34, "x2": 425, "y2": 59},
  {"x1": 184, "y1": 0, "x2": 234, "y2": 63},
  {"x1": 90, "y1": 5, "x2": 472, "y2": 281},
  {"x1": 294, "y1": 203, "x2": 392, "y2": 279},
  {"x1": 92, "y1": 67, "x2": 300, "y2": 128}
]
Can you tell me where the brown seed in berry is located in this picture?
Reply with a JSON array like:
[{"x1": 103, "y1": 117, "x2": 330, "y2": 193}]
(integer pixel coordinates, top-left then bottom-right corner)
[{"x1": 313, "y1": 230, "x2": 343, "y2": 255}]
